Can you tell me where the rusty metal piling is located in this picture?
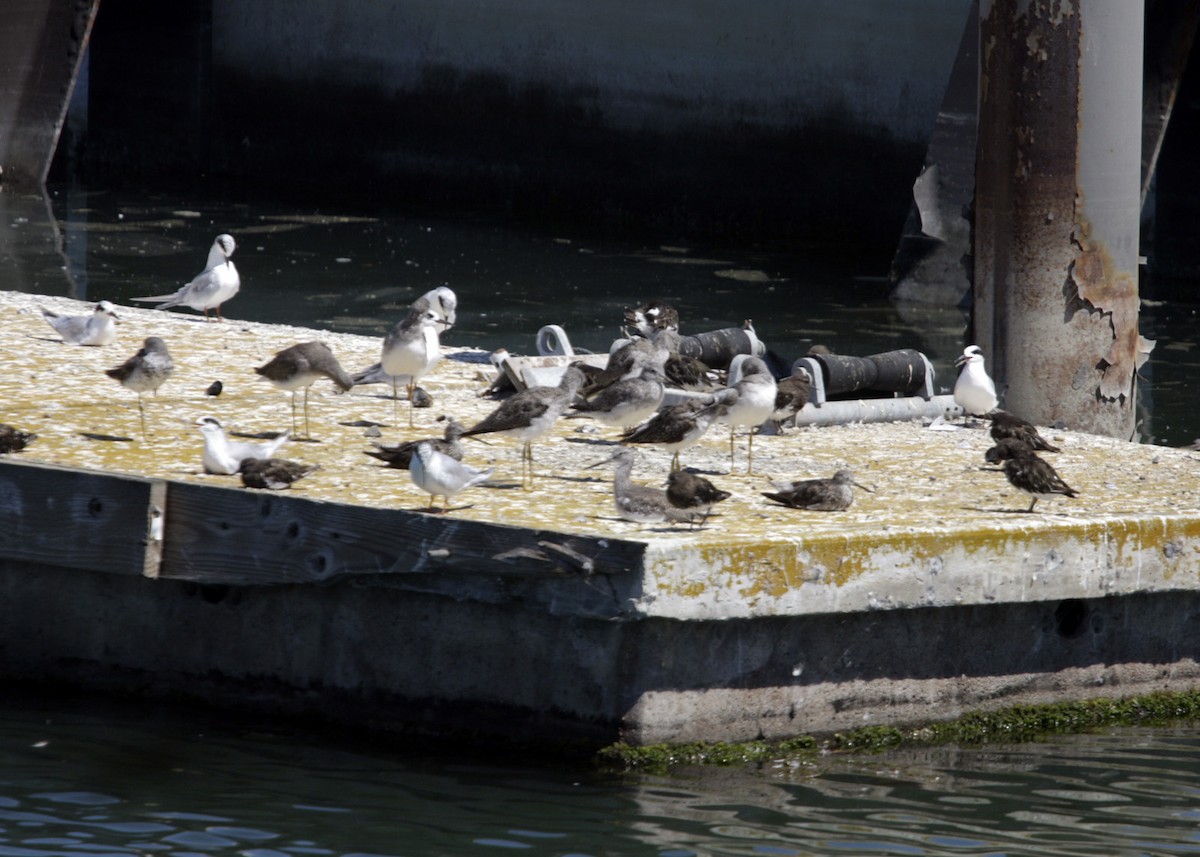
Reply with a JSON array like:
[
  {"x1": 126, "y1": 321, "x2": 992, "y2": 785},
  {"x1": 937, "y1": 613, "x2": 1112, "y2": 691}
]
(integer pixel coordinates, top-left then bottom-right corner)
[{"x1": 974, "y1": 0, "x2": 1148, "y2": 439}]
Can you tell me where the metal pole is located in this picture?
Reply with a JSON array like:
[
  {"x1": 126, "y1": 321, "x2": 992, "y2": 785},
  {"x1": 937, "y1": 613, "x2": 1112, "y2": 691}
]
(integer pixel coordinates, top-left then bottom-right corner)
[{"x1": 974, "y1": 0, "x2": 1148, "y2": 439}]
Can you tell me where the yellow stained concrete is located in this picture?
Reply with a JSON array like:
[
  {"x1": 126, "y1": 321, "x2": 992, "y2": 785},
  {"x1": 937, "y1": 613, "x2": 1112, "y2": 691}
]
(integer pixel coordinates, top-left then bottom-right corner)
[{"x1": 4, "y1": 290, "x2": 1200, "y2": 614}]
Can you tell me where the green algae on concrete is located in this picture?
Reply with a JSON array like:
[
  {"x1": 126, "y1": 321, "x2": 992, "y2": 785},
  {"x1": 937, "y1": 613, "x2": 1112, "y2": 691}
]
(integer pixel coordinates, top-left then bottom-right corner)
[{"x1": 598, "y1": 689, "x2": 1200, "y2": 773}]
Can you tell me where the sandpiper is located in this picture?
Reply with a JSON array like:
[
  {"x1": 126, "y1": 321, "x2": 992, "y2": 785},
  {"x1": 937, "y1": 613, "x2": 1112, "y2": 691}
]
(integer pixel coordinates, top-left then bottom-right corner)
[
  {"x1": 461, "y1": 365, "x2": 587, "y2": 488},
  {"x1": 238, "y1": 457, "x2": 320, "y2": 490},
  {"x1": 196, "y1": 416, "x2": 290, "y2": 475},
  {"x1": 40, "y1": 300, "x2": 120, "y2": 346},
  {"x1": 134, "y1": 233, "x2": 239, "y2": 321},
  {"x1": 762, "y1": 468, "x2": 872, "y2": 512},
  {"x1": 380, "y1": 305, "x2": 445, "y2": 427},
  {"x1": 255, "y1": 341, "x2": 354, "y2": 438},
  {"x1": 364, "y1": 416, "x2": 465, "y2": 470},
  {"x1": 409, "y1": 440, "x2": 493, "y2": 513},
  {"x1": 578, "y1": 338, "x2": 657, "y2": 397},
  {"x1": 666, "y1": 470, "x2": 731, "y2": 528},
  {"x1": 623, "y1": 299, "x2": 680, "y2": 339},
  {"x1": 621, "y1": 388, "x2": 736, "y2": 471},
  {"x1": 717, "y1": 356, "x2": 777, "y2": 474},
  {"x1": 0, "y1": 425, "x2": 36, "y2": 454},
  {"x1": 771, "y1": 365, "x2": 813, "y2": 427},
  {"x1": 587, "y1": 448, "x2": 694, "y2": 527},
  {"x1": 570, "y1": 358, "x2": 667, "y2": 432},
  {"x1": 104, "y1": 336, "x2": 175, "y2": 438},
  {"x1": 984, "y1": 438, "x2": 1077, "y2": 513},
  {"x1": 987, "y1": 410, "x2": 1061, "y2": 453},
  {"x1": 954, "y1": 345, "x2": 998, "y2": 417}
]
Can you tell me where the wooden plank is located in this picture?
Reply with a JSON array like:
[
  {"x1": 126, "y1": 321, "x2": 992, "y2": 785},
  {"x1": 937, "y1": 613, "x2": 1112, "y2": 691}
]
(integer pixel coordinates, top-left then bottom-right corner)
[
  {"x1": 157, "y1": 480, "x2": 644, "y2": 586},
  {"x1": 0, "y1": 458, "x2": 162, "y2": 577}
]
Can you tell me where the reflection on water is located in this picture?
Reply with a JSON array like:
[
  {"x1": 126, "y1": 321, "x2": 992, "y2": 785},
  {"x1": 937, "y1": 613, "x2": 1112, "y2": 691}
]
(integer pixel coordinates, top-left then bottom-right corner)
[
  {"x1": 2, "y1": 692, "x2": 1199, "y2": 857},
  {"x1": 2, "y1": 183, "x2": 1191, "y2": 445}
]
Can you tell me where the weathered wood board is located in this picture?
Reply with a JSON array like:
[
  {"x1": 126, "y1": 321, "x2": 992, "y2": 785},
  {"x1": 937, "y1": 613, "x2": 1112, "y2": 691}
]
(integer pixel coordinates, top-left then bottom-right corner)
[
  {"x1": 156, "y1": 478, "x2": 645, "y2": 586},
  {"x1": 0, "y1": 457, "x2": 164, "y2": 577}
]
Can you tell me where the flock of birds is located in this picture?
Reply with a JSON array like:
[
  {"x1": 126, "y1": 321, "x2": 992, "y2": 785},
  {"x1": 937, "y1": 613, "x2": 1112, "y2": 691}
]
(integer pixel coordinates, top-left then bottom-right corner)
[{"x1": 3, "y1": 232, "x2": 1081, "y2": 523}]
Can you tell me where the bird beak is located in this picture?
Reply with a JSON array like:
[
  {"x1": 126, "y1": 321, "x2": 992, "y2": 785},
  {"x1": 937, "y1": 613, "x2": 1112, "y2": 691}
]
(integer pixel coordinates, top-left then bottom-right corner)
[
  {"x1": 852, "y1": 480, "x2": 876, "y2": 493},
  {"x1": 954, "y1": 354, "x2": 968, "y2": 368},
  {"x1": 586, "y1": 452, "x2": 620, "y2": 470}
]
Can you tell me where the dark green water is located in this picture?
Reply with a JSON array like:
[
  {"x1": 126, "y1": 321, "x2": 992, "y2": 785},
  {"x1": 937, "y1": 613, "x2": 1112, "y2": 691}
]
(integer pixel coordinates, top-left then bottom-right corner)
[{"x1": 2, "y1": 690, "x2": 1200, "y2": 856}]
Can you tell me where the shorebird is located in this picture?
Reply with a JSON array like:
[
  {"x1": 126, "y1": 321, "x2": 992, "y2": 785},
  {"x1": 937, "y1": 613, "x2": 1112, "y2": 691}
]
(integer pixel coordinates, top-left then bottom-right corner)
[
  {"x1": 40, "y1": 300, "x2": 120, "y2": 346},
  {"x1": 578, "y1": 338, "x2": 657, "y2": 397},
  {"x1": 771, "y1": 364, "x2": 813, "y2": 428},
  {"x1": 104, "y1": 336, "x2": 175, "y2": 438},
  {"x1": 623, "y1": 299, "x2": 680, "y2": 339},
  {"x1": 621, "y1": 388, "x2": 736, "y2": 471},
  {"x1": 717, "y1": 356, "x2": 777, "y2": 474},
  {"x1": 134, "y1": 233, "x2": 239, "y2": 321},
  {"x1": 984, "y1": 438, "x2": 1078, "y2": 513},
  {"x1": 196, "y1": 416, "x2": 290, "y2": 475},
  {"x1": 238, "y1": 457, "x2": 320, "y2": 490},
  {"x1": 954, "y1": 345, "x2": 998, "y2": 417},
  {"x1": 570, "y1": 360, "x2": 667, "y2": 432},
  {"x1": 255, "y1": 341, "x2": 354, "y2": 438},
  {"x1": 380, "y1": 305, "x2": 445, "y2": 427},
  {"x1": 461, "y1": 365, "x2": 587, "y2": 488},
  {"x1": 762, "y1": 468, "x2": 872, "y2": 511},
  {"x1": 409, "y1": 440, "x2": 493, "y2": 513},
  {"x1": 987, "y1": 410, "x2": 1061, "y2": 453},
  {"x1": 0, "y1": 425, "x2": 36, "y2": 454},
  {"x1": 364, "y1": 416, "x2": 465, "y2": 470},
  {"x1": 666, "y1": 470, "x2": 731, "y2": 528},
  {"x1": 587, "y1": 447, "x2": 693, "y2": 527}
]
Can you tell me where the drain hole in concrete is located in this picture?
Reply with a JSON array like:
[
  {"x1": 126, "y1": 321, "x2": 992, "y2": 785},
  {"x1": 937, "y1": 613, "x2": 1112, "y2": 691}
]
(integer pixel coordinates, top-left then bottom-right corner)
[{"x1": 1054, "y1": 599, "x2": 1088, "y2": 639}]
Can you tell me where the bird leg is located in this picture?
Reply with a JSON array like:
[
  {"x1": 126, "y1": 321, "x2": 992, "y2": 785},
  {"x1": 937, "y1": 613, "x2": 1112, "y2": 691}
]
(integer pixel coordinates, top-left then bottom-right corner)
[
  {"x1": 1027, "y1": 497, "x2": 1038, "y2": 513},
  {"x1": 522, "y1": 442, "x2": 534, "y2": 490},
  {"x1": 670, "y1": 452, "x2": 680, "y2": 472},
  {"x1": 303, "y1": 387, "x2": 311, "y2": 439},
  {"x1": 137, "y1": 394, "x2": 148, "y2": 440}
]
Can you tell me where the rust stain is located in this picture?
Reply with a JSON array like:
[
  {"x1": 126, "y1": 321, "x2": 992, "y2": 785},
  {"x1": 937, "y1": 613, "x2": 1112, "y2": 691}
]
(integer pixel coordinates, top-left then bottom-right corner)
[{"x1": 1070, "y1": 220, "x2": 1155, "y2": 402}]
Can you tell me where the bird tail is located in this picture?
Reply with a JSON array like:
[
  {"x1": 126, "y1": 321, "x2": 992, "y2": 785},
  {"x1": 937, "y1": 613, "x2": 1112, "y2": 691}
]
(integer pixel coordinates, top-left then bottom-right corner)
[{"x1": 132, "y1": 293, "x2": 180, "y2": 307}]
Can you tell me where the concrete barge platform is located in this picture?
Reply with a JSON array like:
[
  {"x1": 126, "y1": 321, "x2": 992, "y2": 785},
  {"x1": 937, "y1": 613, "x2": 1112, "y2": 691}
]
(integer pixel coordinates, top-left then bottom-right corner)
[{"x1": 1, "y1": 289, "x2": 1199, "y2": 749}]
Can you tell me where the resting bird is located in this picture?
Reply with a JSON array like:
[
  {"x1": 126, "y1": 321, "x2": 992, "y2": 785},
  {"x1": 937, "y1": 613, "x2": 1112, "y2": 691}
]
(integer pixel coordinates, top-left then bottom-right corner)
[
  {"x1": 621, "y1": 388, "x2": 735, "y2": 471},
  {"x1": 984, "y1": 438, "x2": 1077, "y2": 513},
  {"x1": 716, "y1": 356, "x2": 777, "y2": 474},
  {"x1": 239, "y1": 457, "x2": 320, "y2": 490},
  {"x1": 380, "y1": 305, "x2": 445, "y2": 427},
  {"x1": 665, "y1": 470, "x2": 731, "y2": 528},
  {"x1": 461, "y1": 365, "x2": 586, "y2": 488},
  {"x1": 409, "y1": 440, "x2": 493, "y2": 513},
  {"x1": 987, "y1": 410, "x2": 1060, "y2": 453},
  {"x1": 587, "y1": 447, "x2": 693, "y2": 527},
  {"x1": 771, "y1": 365, "x2": 813, "y2": 427},
  {"x1": 623, "y1": 299, "x2": 680, "y2": 339},
  {"x1": 762, "y1": 468, "x2": 872, "y2": 512},
  {"x1": 364, "y1": 416, "x2": 465, "y2": 470},
  {"x1": 953, "y1": 345, "x2": 998, "y2": 416},
  {"x1": 196, "y1": 416, "x2": 289, "y2": 475},
  {"x1": 40, "y1": 300, "x2": 120, "y2": 346},
  {"x1": 255, "y1": 341, "x2": 354, "y2": 438},
  {"x1": 134, "y1": 234, "x2": 239, "y2": 321},
  {"x1": 0, "y1": 425, "x2": 37, "y2": 454},
  {"x1": 104, "y1": 336, "x2": 175, "y2": 438}
]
